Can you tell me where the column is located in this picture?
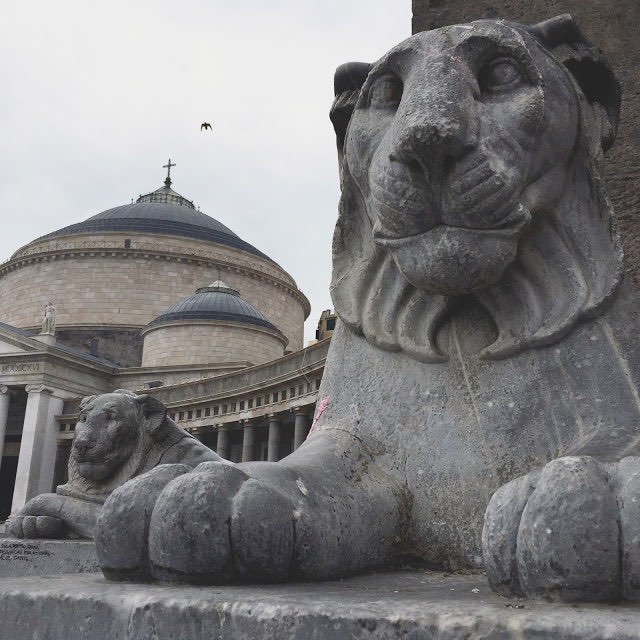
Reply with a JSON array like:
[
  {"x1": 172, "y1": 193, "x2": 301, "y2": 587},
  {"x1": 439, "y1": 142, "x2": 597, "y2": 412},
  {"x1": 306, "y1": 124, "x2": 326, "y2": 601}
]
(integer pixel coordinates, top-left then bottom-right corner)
[
  {"x1": 267, "y1": 414, "x2": 282, "y2": 462},
  {"x1": 242, "y1": 419, "x2": 257, "y2": 462},
  {"x1": 216, "y1": 424, "x2": 231, "y2": 460},
  {"x1": 0, "y1": 386, "x2": 11, "y2": 473},
  {"x1": 11, "y1": 385, "x2": 64, "y2": 513},
  {"x1": 293, "y1": 408, "x2": 309, "y2": 450}
]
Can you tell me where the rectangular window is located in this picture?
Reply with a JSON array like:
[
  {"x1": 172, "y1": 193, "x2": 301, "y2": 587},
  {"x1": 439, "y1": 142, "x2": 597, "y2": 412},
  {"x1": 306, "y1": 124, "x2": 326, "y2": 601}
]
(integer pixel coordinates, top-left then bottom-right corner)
[
  {"x1": 214, "y1": 406, "x2": 219, "y2": 416},
  {"x1": 222, "y1": 404, "x2": 227, "y2": 414},
  {"x1": 281, "y1": 390, "x2": 287, "y2": 400},
  {"x1": 187, "y1": 410, "x2": 193, "y2": 419},
  {"x1": 298, "y1": 384, "x2": 304, "y2": 395},
  {"x1": 290, "y1": 387, "x2": 296, "y2": 398},
  {"x1": 265, "y1": 395, "x2": 270, "y2": 405},
  {"x1": 239, "y1": 401, "x2": 245, "y2": 411},
  {"x1": 196, "y1": 409, "x2": 202, "y2": 418},
  {"x1": 205, "y1": 407, "x2": 211, "y2": 417},
  {"x1": 178, "y1": 412, "x2": 184, "y2": 420},
  {"x1": 256, "y1": 397, "x2": 262, "y2": 407},
  {"x1": 248, "y1": 398, "x2": 254, "y2": 409},
  {"x1": 272, "y1": 393, "x2": 278, "y2": 403},
  {"x1": 307, "y1": 382, "x2": 312, "y2": 392},
  {"x1": 231, "y1": 402, "x2": 236, "y2": 412},
  {"x1": 315, "y1": 379, "x2": 321, "y2": 390},
  {"x1": 326, "y1": 318, "x2": 336, "y2": 331}
]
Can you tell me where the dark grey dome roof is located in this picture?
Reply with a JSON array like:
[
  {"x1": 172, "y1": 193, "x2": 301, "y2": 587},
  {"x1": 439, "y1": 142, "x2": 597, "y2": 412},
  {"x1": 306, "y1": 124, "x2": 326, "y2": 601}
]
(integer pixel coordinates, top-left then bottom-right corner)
[
  {"x1": 33, "y1": 184, "x2": 273, "y2": 262},
  {"x1": 144, "y1": 281, "x2": 285, "y2": 339}
]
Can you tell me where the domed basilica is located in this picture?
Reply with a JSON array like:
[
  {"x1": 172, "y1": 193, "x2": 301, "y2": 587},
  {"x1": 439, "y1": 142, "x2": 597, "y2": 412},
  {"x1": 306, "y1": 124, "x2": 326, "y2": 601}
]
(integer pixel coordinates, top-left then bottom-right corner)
[{"x1": 0, "y1": 165, "x2": 330, "y2": 521}]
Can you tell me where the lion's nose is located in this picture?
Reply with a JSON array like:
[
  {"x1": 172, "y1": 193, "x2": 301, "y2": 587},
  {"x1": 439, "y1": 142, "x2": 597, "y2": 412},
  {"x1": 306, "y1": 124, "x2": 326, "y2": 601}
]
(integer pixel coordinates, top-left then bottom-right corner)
[
  {"x1": 390, "y1": 75, "x2": 478, "y2": 163},
  {"x1": 73, "y1": 432, "x2": 92, "y2": 456}
]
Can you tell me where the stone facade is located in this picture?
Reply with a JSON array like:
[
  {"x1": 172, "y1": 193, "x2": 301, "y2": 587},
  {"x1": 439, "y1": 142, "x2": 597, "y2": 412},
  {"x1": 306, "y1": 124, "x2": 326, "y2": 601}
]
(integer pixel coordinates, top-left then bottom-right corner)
[
  {"x1": 141, "y1": 322, "x2": 286, "y2": 368},
  {"x1": 0, "y1": 233, "x2": 308, "y2": 352},
  {"x1": 412, "y1": 0, "x2": 640, "y2": 289}
]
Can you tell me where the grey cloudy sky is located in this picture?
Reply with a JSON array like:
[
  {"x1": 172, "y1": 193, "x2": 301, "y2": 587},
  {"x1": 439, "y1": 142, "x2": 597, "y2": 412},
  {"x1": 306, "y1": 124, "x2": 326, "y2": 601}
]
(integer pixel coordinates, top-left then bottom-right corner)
[{"x1": 0, "y1": 1, "x2": 411, "y2": 342}]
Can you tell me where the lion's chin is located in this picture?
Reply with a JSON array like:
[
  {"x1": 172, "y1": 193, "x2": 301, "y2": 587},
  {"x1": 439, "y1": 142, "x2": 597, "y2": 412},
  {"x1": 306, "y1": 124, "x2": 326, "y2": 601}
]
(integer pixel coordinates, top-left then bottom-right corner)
[{"x1": 374, "y1": 214, "x2": 530, "y2": 295}]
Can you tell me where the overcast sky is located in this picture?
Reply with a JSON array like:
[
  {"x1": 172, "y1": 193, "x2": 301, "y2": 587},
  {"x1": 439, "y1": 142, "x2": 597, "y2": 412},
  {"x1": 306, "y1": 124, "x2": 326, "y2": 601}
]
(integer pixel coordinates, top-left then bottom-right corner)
[{"x1": 0, "y1": 1, "x2": 411, "y2": 342}]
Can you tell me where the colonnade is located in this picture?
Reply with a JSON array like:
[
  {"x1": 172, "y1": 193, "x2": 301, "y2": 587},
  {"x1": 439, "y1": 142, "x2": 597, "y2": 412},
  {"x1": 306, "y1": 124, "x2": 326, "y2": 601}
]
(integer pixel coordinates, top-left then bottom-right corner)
[{"x1": 195, "y1": 407, "x2": 312, "y2": 464}]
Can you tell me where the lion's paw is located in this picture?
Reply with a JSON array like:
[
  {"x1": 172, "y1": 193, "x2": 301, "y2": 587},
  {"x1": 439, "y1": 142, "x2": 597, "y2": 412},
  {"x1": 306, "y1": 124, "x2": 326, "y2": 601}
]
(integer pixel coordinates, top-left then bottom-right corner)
[
  {"x1": 96, "y1": 461, "x2": 296, "y2": 584},
  {"x1": 7, "y1": 514, "x2": 66, "y2": 539},
  {"x1": 483, "y1": 456, "x2": 640, "y2": 602}
]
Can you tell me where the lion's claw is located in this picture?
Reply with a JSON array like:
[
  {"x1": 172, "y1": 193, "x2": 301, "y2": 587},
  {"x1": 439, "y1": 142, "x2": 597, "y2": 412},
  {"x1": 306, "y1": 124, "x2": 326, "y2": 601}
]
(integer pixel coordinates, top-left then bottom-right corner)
[
  {"x1": 483, "y1": 456, "x2": 640, "y2": 602},
  {"x1": 7, "y1": 514, "x2": 66, "y2": 539}
]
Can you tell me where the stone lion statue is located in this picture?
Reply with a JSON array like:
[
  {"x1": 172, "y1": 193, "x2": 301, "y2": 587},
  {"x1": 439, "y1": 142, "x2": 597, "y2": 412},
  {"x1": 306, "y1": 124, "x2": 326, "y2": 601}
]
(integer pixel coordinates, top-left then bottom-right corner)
[
  {"x1": 95, "y1": 15, "x2": 635, "y2": 602},
  {"x1": 7, "y1": 390, "x2": 220, "y2": 539}
]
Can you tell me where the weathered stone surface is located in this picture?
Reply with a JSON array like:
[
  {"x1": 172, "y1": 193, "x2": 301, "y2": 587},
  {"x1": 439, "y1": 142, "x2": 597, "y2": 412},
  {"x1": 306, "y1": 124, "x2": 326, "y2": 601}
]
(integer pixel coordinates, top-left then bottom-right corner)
[
  {"x1": 93, "y1": 15, "x2": 640, "y2": 605},
  {"x1": 7, "y1": 390, "x2": 218, "y2": 540},
  {"x1": 2, "y1": 571, "x2": 640, "y2": 640},
  {"x1": 0, "y1": 539, "x2": 98, "y2": 577},
  {"x1": 412, "y1": 0, "x2": 640, "y2": 293}
]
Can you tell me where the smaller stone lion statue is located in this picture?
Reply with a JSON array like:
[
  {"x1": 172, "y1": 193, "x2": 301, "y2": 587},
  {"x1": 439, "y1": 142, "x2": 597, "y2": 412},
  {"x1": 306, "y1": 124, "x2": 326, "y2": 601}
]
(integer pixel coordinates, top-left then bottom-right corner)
[{"x1": 7, "y1": 389, "x2": 220, "y2": 539}]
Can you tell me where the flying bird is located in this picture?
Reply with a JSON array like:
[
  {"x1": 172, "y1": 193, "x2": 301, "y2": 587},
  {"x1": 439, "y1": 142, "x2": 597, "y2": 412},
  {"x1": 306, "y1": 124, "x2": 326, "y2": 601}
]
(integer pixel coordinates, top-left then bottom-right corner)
[{"x1": 201, "y1": 122, "x2": 212, "y2": 131}]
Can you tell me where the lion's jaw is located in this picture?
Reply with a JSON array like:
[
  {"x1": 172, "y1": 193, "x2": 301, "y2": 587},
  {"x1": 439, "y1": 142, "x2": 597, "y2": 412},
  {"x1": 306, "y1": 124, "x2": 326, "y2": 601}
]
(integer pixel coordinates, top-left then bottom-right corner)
[{"x1": 345, "y1": 23, "x2": 579, "y2": 296}]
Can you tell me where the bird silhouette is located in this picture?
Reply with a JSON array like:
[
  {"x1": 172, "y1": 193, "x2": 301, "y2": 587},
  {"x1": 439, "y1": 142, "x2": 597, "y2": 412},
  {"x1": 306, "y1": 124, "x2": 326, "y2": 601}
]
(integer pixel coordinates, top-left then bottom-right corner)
[{"x1": 201, "y1": 122, "x2": 212, "y2": 131}]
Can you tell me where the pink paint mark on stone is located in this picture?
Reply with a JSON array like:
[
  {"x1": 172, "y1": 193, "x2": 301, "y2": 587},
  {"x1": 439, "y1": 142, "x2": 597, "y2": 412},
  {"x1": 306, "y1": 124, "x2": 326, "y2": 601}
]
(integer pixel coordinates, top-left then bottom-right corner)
[{"x1": 308, "y1": 396, "x2": 330, "y2": 436}]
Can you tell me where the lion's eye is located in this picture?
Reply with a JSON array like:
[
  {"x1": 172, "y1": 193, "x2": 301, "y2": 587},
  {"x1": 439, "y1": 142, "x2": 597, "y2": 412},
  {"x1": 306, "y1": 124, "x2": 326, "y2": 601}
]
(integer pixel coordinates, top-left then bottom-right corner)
[
  {"x1": 79, "y1": 413, "x2": 86, "y2": 422},
  {"x1": 479, "y1": 57, "x2": 522, "y2": 92},
  {"x1": 368, "y1": 74, "x2": 403, "y2": 109}
]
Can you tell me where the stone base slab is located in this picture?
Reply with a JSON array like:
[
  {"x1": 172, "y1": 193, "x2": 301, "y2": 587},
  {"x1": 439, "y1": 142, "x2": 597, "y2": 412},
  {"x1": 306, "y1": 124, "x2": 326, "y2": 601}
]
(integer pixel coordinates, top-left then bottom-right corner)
[
  {"x1": 0, "y1": 539, "x2": 99, "y2": 577},
  {"x1": 1, "y1": 571, "x2": 640, "y2": 639}
]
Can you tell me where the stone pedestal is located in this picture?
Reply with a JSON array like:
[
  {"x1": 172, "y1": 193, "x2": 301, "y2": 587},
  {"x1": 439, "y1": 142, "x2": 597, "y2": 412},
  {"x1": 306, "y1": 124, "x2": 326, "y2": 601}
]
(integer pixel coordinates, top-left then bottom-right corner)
[
  {"x1": 0, "y1": 571, "x2": 639, "y2": 639},
  {"x1": 11, "y1": 386, "x2": 64, "y2": 513},
  {"x1": 0, "y1": 539, "x2": 99, "y2": 577}
]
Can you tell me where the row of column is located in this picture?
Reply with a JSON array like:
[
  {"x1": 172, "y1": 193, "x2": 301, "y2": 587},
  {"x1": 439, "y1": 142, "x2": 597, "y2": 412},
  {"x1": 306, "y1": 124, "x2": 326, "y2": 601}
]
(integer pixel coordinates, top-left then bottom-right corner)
[
  {"x1": 215, "y1": 408, "x2": 310, "y2": 462},
  {"x1": 0, "y1": 384, "x2": 65, "y2": 514}
]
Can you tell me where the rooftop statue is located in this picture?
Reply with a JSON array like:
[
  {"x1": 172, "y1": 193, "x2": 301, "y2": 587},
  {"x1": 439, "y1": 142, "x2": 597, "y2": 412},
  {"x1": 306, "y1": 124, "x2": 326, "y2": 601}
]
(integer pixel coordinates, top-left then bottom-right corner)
[
  {"x1": 95, "y1": 15, "x2": 634, "y2": 602},
  {"x1": 7, "y1": 390, "x2": 219, "y2": 539}
]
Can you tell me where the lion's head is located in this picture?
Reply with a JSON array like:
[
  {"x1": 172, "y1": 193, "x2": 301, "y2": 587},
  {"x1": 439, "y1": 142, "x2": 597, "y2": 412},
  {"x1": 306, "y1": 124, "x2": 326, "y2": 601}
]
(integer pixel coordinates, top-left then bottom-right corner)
[
  {"x1": 330, "y1": 14, "x2": 621, "y2": 361},
  {"x1": 60, "y1": 389, "x2": 179, "y2": 498}
]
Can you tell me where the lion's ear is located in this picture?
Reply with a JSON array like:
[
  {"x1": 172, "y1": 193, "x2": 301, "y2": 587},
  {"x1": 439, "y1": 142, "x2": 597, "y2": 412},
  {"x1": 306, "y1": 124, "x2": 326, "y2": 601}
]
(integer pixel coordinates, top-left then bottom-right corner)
[
  {"x1": 135, "y1": 394, "x2": 169, "y2": 441},
  {"x1": 526, "y1": 14, "x2": 620, "y2": 151},
  {"x1": 330, "y1": 62, "x2": 371, "y2": 160},
  {"x1": 79, "y1": 395, "x2": 97, "y2": 410}
]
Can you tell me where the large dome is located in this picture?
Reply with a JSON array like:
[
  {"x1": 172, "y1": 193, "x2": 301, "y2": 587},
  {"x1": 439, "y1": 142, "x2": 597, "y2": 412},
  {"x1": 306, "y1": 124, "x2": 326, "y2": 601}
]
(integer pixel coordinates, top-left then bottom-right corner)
[{"x1": 29, "y1": 184, "x2": 272, "y2": 262}]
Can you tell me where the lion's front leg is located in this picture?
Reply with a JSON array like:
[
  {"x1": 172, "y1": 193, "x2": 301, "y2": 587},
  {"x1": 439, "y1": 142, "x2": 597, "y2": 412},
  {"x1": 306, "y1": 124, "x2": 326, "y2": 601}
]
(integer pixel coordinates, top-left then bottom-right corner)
[
  {"x1": 483, "y1": 456, "x2": 640, "y2": 602},
  {"x1": 96, "y1": 431, "x2": 407, "y2": 584},
  {"x1": 7, "y1": 493, "x2": 102, "y2": 539}
]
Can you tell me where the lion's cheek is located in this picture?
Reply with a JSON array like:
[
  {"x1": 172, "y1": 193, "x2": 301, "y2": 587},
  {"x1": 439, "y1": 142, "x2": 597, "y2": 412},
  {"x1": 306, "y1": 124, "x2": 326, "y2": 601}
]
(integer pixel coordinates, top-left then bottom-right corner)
[{"x1": 379, "y1": 225, "x2": 522, "y2": 295}]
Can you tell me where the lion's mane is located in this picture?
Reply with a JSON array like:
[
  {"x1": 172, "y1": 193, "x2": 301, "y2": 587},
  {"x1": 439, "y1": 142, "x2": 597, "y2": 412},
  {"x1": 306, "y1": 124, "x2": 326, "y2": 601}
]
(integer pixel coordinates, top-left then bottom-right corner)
[{"x1": 330, "y1": 15, "x2": 622, "y2": 362}]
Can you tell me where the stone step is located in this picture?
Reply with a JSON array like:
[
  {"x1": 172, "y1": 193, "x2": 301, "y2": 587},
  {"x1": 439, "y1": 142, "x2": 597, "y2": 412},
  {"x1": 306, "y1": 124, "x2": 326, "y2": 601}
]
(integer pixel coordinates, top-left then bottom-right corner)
[{"x1": 0, "y1": 571, "x2": 638, "y2": 639}]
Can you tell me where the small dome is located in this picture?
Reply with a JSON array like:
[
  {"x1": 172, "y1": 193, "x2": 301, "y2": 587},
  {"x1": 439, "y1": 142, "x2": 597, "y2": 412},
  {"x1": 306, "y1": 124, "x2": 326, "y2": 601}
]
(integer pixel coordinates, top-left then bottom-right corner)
[
  {"x1": 144, "y1": 281, "x2": 284, "y2": 337},
  {"x1": 30, "y1": 183, "x2": 273, "y2": 262}
]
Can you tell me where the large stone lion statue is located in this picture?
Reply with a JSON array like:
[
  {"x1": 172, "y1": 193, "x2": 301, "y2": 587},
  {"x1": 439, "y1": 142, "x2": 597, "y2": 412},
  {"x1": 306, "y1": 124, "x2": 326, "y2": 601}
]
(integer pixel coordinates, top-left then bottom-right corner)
[
  {"x1": 7, "y1": 390, "x2": 220, "y2": 539},
  {"x1": 95, "y1": 15, "x2": 636, "y2": 602}
]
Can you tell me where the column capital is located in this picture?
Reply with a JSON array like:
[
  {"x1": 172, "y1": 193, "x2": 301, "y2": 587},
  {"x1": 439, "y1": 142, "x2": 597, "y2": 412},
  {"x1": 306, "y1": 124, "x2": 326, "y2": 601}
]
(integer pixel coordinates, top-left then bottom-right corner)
[
  {"x1": 293, "y1": 406, "x2": 309, "y2": 416},
  {"x1": 25, "y1": 384, "x2": 53, "y2": 395},
  {"x1": 0, "y1": 385, "x2": 9, "y2": 395}
]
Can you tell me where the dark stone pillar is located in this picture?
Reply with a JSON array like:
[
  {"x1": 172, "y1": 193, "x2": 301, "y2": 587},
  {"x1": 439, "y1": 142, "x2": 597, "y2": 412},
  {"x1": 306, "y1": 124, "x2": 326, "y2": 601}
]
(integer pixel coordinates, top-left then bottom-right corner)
[
  {"x1": 242, "y1": 420, "x2": 257, "y2": 462},
  {"x1": 293, "y1": 409, "x2": 309, "y2": 450},
  {"x1": 267, "y1": 415, "x2": 282, "y2": 462},
  {"x1": 216, "y1": 425, "x2": 231, "y2": 461}
]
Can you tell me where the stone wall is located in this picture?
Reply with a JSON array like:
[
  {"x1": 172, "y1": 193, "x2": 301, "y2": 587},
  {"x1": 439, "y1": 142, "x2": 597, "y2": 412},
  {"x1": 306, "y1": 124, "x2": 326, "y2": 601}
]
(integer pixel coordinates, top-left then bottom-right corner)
[
  {"x1": 141, "y1": 322, "x2": 286, "y2": 368},
  {"x1": 0, "y1": 233, "x2": 309, "y2": 351},
  {"x1": 412, "y1": 0, "x2": 640, "y2": 288}
]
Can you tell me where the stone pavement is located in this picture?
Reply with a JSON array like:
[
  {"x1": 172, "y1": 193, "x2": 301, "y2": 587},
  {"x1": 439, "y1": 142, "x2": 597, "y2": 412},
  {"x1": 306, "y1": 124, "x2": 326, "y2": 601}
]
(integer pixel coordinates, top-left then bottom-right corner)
[{"x1": 0, "y1": 570, "x2": 639, "y2": 639}]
